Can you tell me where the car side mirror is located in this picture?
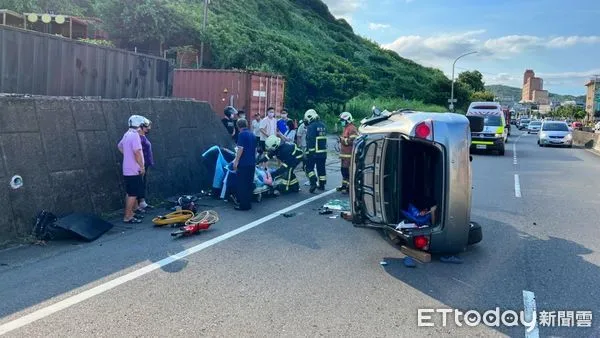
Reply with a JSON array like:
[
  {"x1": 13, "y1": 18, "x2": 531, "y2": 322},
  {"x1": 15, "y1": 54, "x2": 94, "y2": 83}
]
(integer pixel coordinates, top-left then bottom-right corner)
[{"x1": 467, "y1": 116, "x2": 485, "y2": 133}]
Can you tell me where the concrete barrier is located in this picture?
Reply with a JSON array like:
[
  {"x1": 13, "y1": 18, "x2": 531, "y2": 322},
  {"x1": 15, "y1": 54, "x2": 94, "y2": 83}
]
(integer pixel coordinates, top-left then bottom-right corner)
[
  {"x1": 573, "y1": 130, "x2": 599, "y2": 150},
  {"x1": 0, "y1": 96, "x2": 233, "y2": 243}
]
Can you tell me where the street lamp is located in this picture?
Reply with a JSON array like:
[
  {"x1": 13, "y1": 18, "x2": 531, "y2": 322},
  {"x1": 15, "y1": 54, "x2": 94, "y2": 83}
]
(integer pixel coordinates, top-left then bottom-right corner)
[
  {"x1": 199, "y1": 0, "x2": 209, "y2": 68},
  {"x1": 449, "y1": 51, "x2": 478, "y2": 111}
]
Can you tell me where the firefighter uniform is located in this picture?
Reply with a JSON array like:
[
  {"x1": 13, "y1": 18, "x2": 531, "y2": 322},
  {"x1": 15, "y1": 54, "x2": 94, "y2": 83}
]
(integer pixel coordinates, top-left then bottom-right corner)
[
  {"x1": 305, "y1": 113, "x2": 328, "y2": 193},
  {"x1": 338, "y1": 117, "x2": 358, "y2": 193},
  {"x1": 261, "y1": 139, "x2": 304, "y2": 193}
]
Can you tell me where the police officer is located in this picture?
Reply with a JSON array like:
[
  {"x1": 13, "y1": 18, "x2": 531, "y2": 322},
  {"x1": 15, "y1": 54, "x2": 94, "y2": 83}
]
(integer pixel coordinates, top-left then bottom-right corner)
[
  {"x1": 260, "y1": 135, "x2": 304, "y2": 193},
  {"x1": 304, "y1": 109, "x2": 328, "y2": 193},
  {"x1": 337, "y1": 112, "x2": 358, "y2": 194}
]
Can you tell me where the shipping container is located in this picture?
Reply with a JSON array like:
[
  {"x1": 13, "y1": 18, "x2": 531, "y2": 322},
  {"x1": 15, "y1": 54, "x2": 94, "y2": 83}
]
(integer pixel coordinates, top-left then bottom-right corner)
[
  {"x1": 172, "y1": 69, "x2": 285, "y2": 116},
  {"x1": 0, "y1": 24, "x2": 169, "y2": 98}
]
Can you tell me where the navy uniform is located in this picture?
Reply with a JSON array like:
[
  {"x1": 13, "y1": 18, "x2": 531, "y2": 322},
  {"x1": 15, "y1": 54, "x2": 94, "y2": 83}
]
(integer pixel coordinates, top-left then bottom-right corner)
[
  {"x1": 261, "y1": 136, "x2": 304, "y2": 193},
  {"x1": 304, "y1": 109, "x2": 328, "y2": 193}
]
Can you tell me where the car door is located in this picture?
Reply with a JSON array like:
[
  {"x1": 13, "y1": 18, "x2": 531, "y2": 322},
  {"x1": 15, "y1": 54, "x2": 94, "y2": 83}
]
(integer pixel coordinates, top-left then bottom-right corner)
[{"x1": 350, "y1": 133, "x2": 387, "y2": 228}]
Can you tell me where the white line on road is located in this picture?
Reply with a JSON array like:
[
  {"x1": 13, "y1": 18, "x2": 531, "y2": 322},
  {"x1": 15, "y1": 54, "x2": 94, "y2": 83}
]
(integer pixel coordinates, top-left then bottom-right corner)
[
  {"x1": 514, "y1": 174, "x2": 522, "y2": 198},
  {"x1": 0, "y1": 189, "x2": 337, "y2": 335},
  {"x1": 513, "y1": 143, "x2": 518, "y2": 165},
  {"x1": 523, "y1": 290, "x2": 540, "y2": 338}
]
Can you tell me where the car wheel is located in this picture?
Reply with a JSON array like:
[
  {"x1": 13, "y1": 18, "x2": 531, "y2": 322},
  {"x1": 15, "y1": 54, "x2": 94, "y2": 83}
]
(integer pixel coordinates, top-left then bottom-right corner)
[
  {"x1": 468, "y1": 222, "x2": 482, "y2": 245},
  {"x1": 499, "y1": 146, "x2": 505, "y2": 156}
]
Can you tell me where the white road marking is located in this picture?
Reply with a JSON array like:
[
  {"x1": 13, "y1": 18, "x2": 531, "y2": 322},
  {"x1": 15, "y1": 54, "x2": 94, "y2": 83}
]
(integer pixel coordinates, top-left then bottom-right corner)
[
  {"x1": 523, "y1": 290, "x2": 540, "y2": 338},
  {"x1": 514, "y1": 174, "x2": 522, "y2": 198},
  {"x1": 513, "y1": 143, "x2": 518, "y2": 165},
  {"x1": 0, "y1": 189, "x2": 337, "y2": 335}
]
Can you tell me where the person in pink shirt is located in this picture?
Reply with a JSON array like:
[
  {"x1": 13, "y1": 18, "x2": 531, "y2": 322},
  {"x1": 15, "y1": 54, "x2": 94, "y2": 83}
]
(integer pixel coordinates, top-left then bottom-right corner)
[{"x1": 118, "y1": 115, "x2": 147, "y2": 223}]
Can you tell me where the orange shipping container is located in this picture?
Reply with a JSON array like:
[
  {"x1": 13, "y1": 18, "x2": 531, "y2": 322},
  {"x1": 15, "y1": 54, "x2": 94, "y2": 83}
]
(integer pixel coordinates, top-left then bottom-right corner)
[{"x1": 172, "y1": 69, "x2": 286, "y2": 117}]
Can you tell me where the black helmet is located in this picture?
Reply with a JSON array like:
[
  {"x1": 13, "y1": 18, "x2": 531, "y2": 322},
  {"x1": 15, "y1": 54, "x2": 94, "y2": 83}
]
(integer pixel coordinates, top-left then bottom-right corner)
[{"x1": 224, "y1": 106, "x2": 238, "y2": 118}]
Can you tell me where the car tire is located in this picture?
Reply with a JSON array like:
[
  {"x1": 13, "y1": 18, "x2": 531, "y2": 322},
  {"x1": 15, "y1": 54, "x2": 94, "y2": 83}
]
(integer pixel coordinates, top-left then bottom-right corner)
[
  {"x1": 499, "y1": 146, "x2": 505, "y2": 156},
  {"x1": 468, "y1": 222, "x2": 482, "y2": 245}
]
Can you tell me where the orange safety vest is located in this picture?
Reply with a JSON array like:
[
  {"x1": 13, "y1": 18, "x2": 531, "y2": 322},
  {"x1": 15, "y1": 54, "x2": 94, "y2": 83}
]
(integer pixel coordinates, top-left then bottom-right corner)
[{"x1": 339, "y1": 123, "x2": 358, "y2": 167}]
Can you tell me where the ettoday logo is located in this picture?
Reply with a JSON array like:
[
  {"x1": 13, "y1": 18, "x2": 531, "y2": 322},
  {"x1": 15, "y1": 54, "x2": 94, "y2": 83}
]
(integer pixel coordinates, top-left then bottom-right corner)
[{"x1": 417, "y1": 308, "x2": 538, "y2": 332}]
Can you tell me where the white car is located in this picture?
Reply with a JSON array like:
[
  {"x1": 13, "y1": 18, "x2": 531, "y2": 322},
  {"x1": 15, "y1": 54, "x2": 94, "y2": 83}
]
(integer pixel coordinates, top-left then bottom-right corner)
[
  {"x1": 527, "y1": 121, "x2": 542, "y2": 134},
  {"x1": 538, "y1": 121, "x2": 573, "y2": 148}
]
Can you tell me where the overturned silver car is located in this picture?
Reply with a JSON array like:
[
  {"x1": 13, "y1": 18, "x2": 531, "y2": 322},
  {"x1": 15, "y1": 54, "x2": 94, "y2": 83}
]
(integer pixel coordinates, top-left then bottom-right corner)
[{"x1": 350, "y1": 108, "x2": 484, "y2": 255}]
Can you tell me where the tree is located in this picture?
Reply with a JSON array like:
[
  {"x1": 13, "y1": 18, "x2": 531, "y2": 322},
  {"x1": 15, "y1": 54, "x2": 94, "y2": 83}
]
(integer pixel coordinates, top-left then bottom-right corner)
[
  {"x1": 470, "y1": 91, "x2": 495, "y2": 102},
  {"x1": 458, "y1": 70, "x2": 485, "y2": 92}
]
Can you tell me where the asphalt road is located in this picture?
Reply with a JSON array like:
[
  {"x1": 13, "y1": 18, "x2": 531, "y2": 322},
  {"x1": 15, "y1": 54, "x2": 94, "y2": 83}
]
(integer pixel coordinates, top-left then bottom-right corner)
[{"x1": 1, "y1": 129, "x2": 600, "y2": 337}]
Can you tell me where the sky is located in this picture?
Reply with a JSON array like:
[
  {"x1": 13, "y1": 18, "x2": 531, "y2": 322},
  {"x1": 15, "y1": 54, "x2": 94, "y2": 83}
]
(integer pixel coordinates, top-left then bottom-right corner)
[{"x1": 322, "y1": 0, "x2": 600, "y2": 96}]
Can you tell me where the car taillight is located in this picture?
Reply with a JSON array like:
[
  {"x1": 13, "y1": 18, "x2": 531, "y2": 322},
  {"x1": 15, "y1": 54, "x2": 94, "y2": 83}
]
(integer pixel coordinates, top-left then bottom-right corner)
[
  {"x1": 414, "y1": 236, "x2": 429, "y2": 250},
  {"x1": 414, "y1": 121, "x2": 433, "y2": 140}
]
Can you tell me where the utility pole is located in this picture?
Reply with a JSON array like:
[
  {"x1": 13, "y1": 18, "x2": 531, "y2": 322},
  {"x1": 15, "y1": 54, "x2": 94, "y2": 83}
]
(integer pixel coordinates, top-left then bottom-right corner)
[
  {"x1": 449, "y1": 51, "x2": 478, "y2": 112},
  {"x1": 199, "y1": 0, "x2": 209, "y2": 68}
]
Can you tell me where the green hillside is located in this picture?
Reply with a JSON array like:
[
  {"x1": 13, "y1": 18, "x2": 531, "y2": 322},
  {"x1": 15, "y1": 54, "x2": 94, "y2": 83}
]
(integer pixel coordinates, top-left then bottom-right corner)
[
  {"x1": 485, "y1": 84, "x2": 586, "y2": 103},
  {"x1": 1, "y1": 0, "x2": 467, "y2": 118}
]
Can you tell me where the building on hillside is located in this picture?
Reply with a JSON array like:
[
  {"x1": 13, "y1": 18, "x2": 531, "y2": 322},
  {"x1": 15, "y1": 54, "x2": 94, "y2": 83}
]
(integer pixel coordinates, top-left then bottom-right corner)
[
  {"x1": 532, "y1": 89, "x2": 549, "y2": 105},
  {"x1": 585, "y1": 76, "x2": 600, "y2": 121},
  {"x1": 521, "y1": 69, "x2": 549, "y2": 105}
]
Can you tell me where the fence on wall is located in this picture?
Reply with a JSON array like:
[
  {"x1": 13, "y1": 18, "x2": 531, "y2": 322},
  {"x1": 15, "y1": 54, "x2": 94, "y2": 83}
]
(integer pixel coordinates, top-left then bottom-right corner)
[{"x1": 0, "y1": 25, "x2": 170, "y2": 98}]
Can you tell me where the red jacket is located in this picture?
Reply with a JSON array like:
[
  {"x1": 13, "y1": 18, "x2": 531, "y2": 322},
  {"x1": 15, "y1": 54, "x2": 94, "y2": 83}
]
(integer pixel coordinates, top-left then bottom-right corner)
[{"x1": 339, "y1": 123, "x2": 358, "y2": 167}]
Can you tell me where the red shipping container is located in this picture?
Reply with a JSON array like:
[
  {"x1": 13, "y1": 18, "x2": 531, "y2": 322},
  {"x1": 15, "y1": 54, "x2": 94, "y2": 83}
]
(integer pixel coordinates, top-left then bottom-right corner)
[{"x1": 172, "y1": 69, "x2": 286, "y2": 117}]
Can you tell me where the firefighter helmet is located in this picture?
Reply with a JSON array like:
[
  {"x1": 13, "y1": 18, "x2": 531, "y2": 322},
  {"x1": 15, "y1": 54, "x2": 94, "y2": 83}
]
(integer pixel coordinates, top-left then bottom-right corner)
[
  {"x1": 265, "y1": 135, "x2": 281, "y2": 152},
  {"x1": 304, "y1": 109, "x2": 319, "y2": 123},
  {"x1": 339, "y1": 112, "x2": 353, "y2": 123}
]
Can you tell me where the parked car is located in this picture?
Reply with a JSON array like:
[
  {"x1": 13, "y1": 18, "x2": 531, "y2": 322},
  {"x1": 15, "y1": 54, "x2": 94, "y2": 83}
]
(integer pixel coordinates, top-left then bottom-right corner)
[
  {"x1": 538, "y1": 121, "x2": 573, "y2": 147},
  {"x1": 349, "y1": 107, "x2": 484, "y2": 255},
  {"x1": 528, "y1": 120, "x2": 542, "y2": 134}
]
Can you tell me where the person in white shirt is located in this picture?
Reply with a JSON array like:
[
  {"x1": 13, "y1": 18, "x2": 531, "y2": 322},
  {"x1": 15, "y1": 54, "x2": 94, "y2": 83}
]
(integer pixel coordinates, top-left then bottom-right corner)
[
  {"x1": 259, "y1": 107, "x2": 278, "y2": 147},
  {"x1": 252, "y1": 112, "x2": 262, "y2": 155}
]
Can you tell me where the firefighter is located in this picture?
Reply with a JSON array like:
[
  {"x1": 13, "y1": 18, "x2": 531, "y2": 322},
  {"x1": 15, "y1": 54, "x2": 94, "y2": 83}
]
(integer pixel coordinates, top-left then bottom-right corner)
[
  {"x1": 260, "y1": 135, "x2": 304, "y2": 193},
  {"x1": 337, "y1": 112, "x2": 358, "y2": 194},
  {"x1": 304, "y1": 109, "x2": 328, "y2": 193}
]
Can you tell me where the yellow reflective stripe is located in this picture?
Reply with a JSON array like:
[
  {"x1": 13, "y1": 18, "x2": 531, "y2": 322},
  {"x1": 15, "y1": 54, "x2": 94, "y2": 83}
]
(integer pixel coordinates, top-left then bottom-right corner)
[
  {"x1": 342, "y1": 180, "x2": 349, "y2": 184},
  {"x1": 308, "y1": 148, "x2": 315, "y2": 151},
  {"x1": 281, "y1": 163, "x2": 288, "y2": 168},
  {"x1": 319, "y1": 177, "x2": 327, "y2": 181},
  {"x1": 472, "y1": 141, "x2": 494, "y2": 145},
  {"x1": 339, "y1": 154, "x2": 351, "y2": 158},
  {"x1": 307, "y1": 172, "x2": 315, "y2": 177},
  {"x1": 349, "y1": 134, "x2": 358, "y2": 138}
]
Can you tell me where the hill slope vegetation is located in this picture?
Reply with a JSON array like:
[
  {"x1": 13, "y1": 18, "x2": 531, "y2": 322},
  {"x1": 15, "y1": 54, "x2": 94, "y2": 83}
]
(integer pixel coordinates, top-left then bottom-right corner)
[{"x1": 1, "y1": 0, "x2": 473, "y2": 115}]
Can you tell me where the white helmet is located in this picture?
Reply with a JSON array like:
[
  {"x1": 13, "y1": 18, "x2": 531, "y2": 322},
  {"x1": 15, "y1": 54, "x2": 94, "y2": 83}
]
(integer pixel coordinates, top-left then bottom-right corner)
[
  {"x1": 142, "y1": 117, "x2": 151, "y2": 127},
  {"x1": 265, "y1": 135, "x2": 281, "y2": 152},
  {"x1": 339, "y1": 112, "x2": 353, "y2": 123},
  {"x1": 304, "y1": 109, "x2": 319, "y2": 123},
  {"x1": 128, "y1": 115, "x2": 146, "y2": 128}
]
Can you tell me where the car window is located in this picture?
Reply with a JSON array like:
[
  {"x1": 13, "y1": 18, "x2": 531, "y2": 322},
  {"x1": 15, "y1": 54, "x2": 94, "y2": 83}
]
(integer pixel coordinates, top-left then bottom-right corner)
[
  {"x1": 530, "y1": 122, "x2": 541, "y2": 126},
  {"x1": 542, "y1": 123, "x2": 569, "y2": 131},
  {"x1": 473, "y1": 105, "x2": 499, "y2": 110},
  {"x1": 484, "y1": 115, "x2": 502, "y2": 126},
  {"x1": 522, "y1": 119, "x2": 530, "y2": 123}
]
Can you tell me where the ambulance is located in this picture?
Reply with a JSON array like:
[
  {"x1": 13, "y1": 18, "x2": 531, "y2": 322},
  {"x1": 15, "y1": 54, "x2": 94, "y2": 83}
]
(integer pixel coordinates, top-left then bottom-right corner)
[{"x1": 466, "y1": 102, "x2": 508, "y2": 155}]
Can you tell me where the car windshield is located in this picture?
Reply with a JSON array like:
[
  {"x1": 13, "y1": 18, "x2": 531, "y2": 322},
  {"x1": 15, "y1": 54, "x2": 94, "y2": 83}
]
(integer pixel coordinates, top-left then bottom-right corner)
[
  {"x1": 484, "y1": 115, "x2": 502, "y2": 126},
  {"x1": 530, "y1": 122, "x2": 541, "y2": 126},
  {"x1": 521, "y1": 119, "x2": 530, "y2": 123},
  {"x1": 542, "y1": 123, "x2": 569, "y2": 131}
]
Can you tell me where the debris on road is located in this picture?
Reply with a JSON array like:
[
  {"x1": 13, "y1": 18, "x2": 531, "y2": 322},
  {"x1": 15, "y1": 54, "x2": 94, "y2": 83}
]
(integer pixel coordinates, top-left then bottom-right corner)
[
  {"x1": 318, "y1": 207, "x2": 333, "y2": 215},
  {"x1": 341, "y1": 211, "x2": 353, "y2": 221},
  {"x1": 283, "y1": 212, "x2": 296, "y2": 218},
  {"x1": 403, "y1": 257, "x2": 417, "y2": 268},
  {"x1": 322, "y1": 199, "x2": 350, "y2": 211},
  {"x1": 171, "y1": 210, "x2": 219, "y2": 238},
  {"x1": 328, "y1": 215, "x2": 338, "y2": 219},
  {"x1": 440, "y1": 256, "x2": 464, "y2": 264},
  {"x1": 379, "y1": 260, "x2": 388, "y2": 266},
  {"x1": 32, "y1": 211, "x2": 114, "y2": 242}
]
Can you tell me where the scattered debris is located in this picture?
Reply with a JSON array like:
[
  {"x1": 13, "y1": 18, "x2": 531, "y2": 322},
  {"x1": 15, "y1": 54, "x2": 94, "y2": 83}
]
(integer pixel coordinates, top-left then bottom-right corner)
[
  {"x1": 533, "y1": 222, "x2": 537, "y2": 225},
  {"x1": 322, "y1": 199, "x2": 350, "y2": 211},
  {"x1": 403, "y1": 257, "x2": 417, "y2": 268},
  {"x1": 10, "y1": 175, "x2": 23, "y2": 189},
  {"x1": 328, "y1": 215, "x2": 338, "y2": 219},
  {"x1": 341, "y1": 211, "x2": 353, "y2": 221},
  {"x1": 380, "y1": 261, "x2": 388, "y2": 266},
  {"x1": 440, "y1": 256, "x2": 463, "y2": 264},
  {"x1": 318, "y1": 207, "x2": 333, "y2": 215},
  {"x1": 283, "y1": 212, "x2": 296, "y2": 218}
]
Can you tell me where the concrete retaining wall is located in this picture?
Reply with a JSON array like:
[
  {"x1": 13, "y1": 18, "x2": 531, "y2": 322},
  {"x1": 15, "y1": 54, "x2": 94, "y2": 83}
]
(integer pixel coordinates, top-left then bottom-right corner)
[
  {"x1": 573, "y1": 130, "x2": 600, "y2": 150},
  {"x1": 0, "y1": 96, "x2": 233, "y2": 243}
]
